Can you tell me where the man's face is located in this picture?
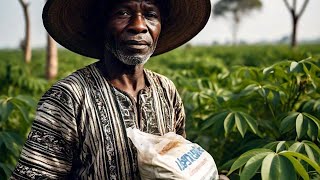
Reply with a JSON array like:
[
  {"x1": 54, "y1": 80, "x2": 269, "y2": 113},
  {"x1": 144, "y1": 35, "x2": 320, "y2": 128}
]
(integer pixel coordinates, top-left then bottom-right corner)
[{"x1": 104, "y1": 0, "x2": 161, "y2": 65}]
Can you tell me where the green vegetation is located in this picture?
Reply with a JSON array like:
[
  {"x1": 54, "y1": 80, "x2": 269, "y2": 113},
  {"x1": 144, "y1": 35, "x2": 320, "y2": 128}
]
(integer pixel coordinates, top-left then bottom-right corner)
[{"x1": 1, "y1": 44, "x2": 320, "y2": 179}]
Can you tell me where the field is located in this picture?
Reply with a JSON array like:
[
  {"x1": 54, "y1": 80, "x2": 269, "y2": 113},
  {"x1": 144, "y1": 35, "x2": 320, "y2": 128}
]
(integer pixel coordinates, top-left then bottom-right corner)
[{"x1": 1, "y1": 44, "x2": 320, "y2": 179}]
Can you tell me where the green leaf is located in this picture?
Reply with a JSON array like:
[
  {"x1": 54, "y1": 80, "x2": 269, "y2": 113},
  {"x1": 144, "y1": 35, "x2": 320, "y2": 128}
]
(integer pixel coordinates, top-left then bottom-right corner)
[
  {"x1": 261, "y1": 153, "x2": 296, "y2": 180},
  {"x1": 239, "y1": 84, "x2": 259, "y2": 97},
  {"x1": 263, "y1": 60, "x2": 291, "y2": 75},
  {"x1": 276, "y1": 141, "x2": 288, "y2": 153},
  {"x1": 220, "y1": 158, "x2": 237, "y2": 171},
  {"x1": 279, "y1": 151, "x2": 320, "y2": 174},
  {"x1": 227, "y1": 148, "x2": 273, "y2": 176},
  {"x1": 240, "y1": 152, "x2": 270, "y2": 180},
  {"x1": 280, "y1": 112, "x2": 299, "y2": 134},
  {"x1": 289, "y1": 142, "x2": 304, "y2": 152},
  {"x1": 296, "y1": 113, "x2": 307, "y2": 139},
  {"x1": 224, "y1": 112, "x2": 235, "y2": 136},
  {"x1": 0, "y1": 132, "x2": 24, "y2": 157},
  {"x1": 271, "y1": 90, "x2": 281, "y2": 108},
  {"x1": 307, "y1": 120, "x2": 318, "y2": 141},
  {"x1": 289, "y1": 141, "x2": 319, "y2": 163},
  {"x1": 264, "y1": 141, "x2": 280, "y2": 151},
  {"x1": 258, "y1": 86, "x2": 269, "y2": 98},
  {"x1": 235, "y1": 112, "x2": 247, "y2": 138},
  {"x1": 280, "y1": 153, "x2": 309, "y2": 180},
  {"x1": 302, "y1": 62, "x2": 312, "y2": 75},
  {"x1": 261, "y1": 153, "x2": 276, "y2": 180},
  {"x1": 201, "y1": 111, "x2": 229, "y2": 130},
  {"x1": 240, "y1": 112, "x2": 260, "y2": 135},
  {"x1": 263, "y1": 66, "x2": 274, "y2": 75},
  {"x1": 0, "y1": 100, "x2": 13, "y2": 123},
  {"x1": 303, "y1": 113, "x2": 320, "y2": 138},
  {"x1": 305, "y1": 144, "x2": 316, "y2": 162},
  {"x1": 290, "y1": 61, "x2": 303, "y2": 73},
  {"x1": 15, "y1": 95, "x2": 37, "y2": 107},
  {"x1": 303, "y1": 141, "x2": 320, "y2": 156},
  {"x1": 10, "y1": 98, "x2": 30, "y2": 122},
  {"x1": 0, "y1": 162, "x2": 14, "y2": 179},
  {"x1": 300, "y1": 100, "x2": 315, "y2": 112}
]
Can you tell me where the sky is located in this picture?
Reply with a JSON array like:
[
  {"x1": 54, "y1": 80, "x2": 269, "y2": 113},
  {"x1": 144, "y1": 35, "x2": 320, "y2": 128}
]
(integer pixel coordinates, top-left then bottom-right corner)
[{"x1": 0, "y1": 0, "x2": 319, "y2": 48}]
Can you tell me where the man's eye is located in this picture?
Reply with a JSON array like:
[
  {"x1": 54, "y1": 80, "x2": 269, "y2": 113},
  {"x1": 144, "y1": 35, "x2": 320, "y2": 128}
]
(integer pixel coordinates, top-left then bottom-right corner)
[
  {"x1": 116, "y1": 10, "x2": 130, "y2": 16},
  {"x1": 145, "y1": 12, "x2": 158, "y2": 18}
]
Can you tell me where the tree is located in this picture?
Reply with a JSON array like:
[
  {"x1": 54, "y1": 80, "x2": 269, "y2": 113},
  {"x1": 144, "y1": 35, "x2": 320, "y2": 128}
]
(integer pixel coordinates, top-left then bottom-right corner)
[
  {"x1": 18, "y1": 0, "x2": 31, "y2": 63},
  {"x1": 46, "y1": 34, "x2": 58, "y2": 80},
  {"x1": 213, "y1": 0, "x2": 262, "y2": 45},
  {"x1": 283, "y1": 0, "x2": 310, "y2": 48}
]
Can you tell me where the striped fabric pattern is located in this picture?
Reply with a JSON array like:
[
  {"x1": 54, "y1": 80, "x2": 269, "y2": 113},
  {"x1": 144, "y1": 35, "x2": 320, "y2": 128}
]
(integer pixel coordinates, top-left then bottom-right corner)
[{"x1": 11, "y1": 61, "x2": 185, "y2": 180}]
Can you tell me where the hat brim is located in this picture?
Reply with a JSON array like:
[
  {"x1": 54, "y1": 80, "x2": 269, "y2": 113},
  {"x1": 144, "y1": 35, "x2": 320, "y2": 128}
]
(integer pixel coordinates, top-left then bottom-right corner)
[{"x1": 43, "y1": 0, "x2": 211, "y2": 59}]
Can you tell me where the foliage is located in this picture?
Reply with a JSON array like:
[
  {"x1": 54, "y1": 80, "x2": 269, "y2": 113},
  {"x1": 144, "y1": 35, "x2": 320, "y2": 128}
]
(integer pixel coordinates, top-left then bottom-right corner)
[
  {"x1": 0, "y1": 49, "x2": 95, "y2": 179},
  {"x1": 213, "y1": 0, "x2": 262, "y2": 44},
  {"x1": 0, "y1": 95, "x2": 36, "y2": 179},
  {"x1": 0, "y1": 44, "x2": 319, "y2": 179},
  {"x1": 172, "y1": 56, "x2": 320, "y2": 179},
  {"x1": 213, "y1": 0, "x2": 262, "y2": 17}
]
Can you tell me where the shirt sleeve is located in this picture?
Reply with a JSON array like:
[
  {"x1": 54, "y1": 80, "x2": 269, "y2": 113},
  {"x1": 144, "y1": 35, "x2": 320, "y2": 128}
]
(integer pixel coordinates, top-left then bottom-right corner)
[
  {"x1": 158, "y1": 74, "x2": 186, "y2": 138},
  {"x1": 10, "y1": 84, "x2": 79, "y2": 180},
  {"x1": 173, "y1": 89, "x2": 186, "y2": 138}
]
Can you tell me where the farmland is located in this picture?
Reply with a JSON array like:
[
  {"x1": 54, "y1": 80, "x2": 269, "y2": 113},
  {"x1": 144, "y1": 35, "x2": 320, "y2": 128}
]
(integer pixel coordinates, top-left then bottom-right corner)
[{"x1": 1, "y1": 44, "x2": 320, "y2": 179}]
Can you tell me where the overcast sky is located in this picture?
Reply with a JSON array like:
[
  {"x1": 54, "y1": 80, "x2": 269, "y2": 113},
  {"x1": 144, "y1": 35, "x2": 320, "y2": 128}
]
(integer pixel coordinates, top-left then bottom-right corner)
[{"x1": 0, "y1": 0, "x2": 319, "y2": 48}]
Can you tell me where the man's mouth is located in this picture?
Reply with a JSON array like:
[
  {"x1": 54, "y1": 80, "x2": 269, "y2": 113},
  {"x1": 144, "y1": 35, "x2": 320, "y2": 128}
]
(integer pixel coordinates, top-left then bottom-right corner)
[
  {"x1": 126, "y1": 40, "x2": 150, "y2": 45},
  {"x1": 124, "y1": 40, "x2": 151, "y2": 50}
]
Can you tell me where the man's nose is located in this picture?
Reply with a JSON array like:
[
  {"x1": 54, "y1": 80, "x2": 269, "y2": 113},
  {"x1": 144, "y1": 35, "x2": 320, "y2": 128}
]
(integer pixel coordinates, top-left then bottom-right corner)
[{"x1": 127, "y1": 14, "x2": 148, "y2": 34}]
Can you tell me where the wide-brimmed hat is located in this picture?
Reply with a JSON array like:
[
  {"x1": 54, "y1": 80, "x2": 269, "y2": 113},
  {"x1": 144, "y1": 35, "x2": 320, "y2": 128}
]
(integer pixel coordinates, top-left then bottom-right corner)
[{"x1": 42, "y1": 0, "x2": 211, "y2": 59}]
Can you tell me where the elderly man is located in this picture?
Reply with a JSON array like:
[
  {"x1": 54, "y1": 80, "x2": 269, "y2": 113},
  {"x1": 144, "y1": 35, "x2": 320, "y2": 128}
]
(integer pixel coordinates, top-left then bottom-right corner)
[{"x1": 11, "y1": 0, "x2": 211, "y2": 179}]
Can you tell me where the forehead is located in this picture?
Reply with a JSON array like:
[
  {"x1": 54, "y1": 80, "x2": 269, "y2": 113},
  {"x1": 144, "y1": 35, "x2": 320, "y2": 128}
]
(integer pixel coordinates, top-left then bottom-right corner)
[
  {"x1": 102, "y1": 0, "x2": 168, "y2": 19},
  {"x1": 109, "y1": 0, "x2": 159, "y2": 8}
]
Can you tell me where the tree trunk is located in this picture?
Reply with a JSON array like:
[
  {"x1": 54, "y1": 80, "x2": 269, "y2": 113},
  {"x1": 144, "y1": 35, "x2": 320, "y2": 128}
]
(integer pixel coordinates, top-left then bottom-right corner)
[
  {"x1": 283, "y1": 0, "x2": 309, "y2": 48},
  {"x1": 232, "y1": 21, "x2": 239, "y2": 45},
  {"x1": 232, "y1": 11, "x2": 240, "y2": 45},
  {"x1": 19, "y1": 0, "x2": 32, "y2": 63},
  {"x1": 46, "y1": 34, "x2": 58, "y2": 80},
  {"x1": 291, "y1": 16, "x2": 298, "y2": 48}
]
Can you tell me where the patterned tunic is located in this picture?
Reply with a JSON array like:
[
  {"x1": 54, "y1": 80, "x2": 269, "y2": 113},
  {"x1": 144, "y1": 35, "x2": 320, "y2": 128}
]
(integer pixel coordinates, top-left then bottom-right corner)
[{"x1": 11, "y1": 61, "x2": 185, "y2": 180}]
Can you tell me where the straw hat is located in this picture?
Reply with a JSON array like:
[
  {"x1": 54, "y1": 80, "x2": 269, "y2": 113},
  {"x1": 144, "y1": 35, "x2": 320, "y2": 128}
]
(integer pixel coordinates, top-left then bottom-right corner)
[{"x1": 43, "y1": 0, "x2": 211, "y2": 59}]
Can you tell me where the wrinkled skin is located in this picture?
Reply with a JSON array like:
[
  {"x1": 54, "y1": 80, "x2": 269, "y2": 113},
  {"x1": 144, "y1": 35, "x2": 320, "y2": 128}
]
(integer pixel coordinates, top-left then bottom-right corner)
[
  {"x1": 104, "y1": 0, "x2": 161, "y2": 65},
  {"x1": 98, "y1": 0, "x2": 162, "y2": 99}
]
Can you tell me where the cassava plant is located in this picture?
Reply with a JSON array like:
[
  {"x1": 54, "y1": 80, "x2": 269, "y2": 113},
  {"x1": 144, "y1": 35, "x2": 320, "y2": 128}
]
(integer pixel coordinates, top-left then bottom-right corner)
[
  {"x1": 0, "y1": 95, "x2": 36, "y2": 179},
  {"x1": 183, "y1": 57, "x2": 320, "y2": 179}
]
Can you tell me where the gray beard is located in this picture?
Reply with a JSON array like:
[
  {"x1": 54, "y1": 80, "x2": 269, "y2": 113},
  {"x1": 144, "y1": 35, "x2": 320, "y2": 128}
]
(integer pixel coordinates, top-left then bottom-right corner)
[{"x1": 104, "y1": 42, "x2": 155, "y2": 65}]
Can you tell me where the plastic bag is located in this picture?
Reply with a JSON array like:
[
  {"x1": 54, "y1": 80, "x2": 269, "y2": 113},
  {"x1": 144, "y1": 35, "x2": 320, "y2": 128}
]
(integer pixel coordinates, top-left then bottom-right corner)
[{"x1": 126, "y1": 128, "x2": 219, "y2": 180}]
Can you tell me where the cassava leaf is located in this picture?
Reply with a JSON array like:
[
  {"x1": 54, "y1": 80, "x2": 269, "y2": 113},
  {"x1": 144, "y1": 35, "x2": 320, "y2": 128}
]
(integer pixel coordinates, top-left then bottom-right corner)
[
  {"x1": 224, "y1": 112, "x2": 235, "y2": 136},
  {"x1": 296, "y1": 113, "x2": 307, "y2": 139},
  {"x1": 201, "y1": 111, "x2": 229, "y2": 130},
  {"x1": 280, "y1": 153, "x2": 309, "y2": 180},
  {"x1": 261, "y1": 153, "x2": 296, "y2": 180},
  {"x1": 240, "y1": 152, "x2": 270, "y2": 180},
  {"x1": 235, "y1": 112, "x2": 247, "y2": 138},
  {"x1": 279, "y1": 151, "x2": 320, "y2": 174},
  {"x1": 280, "y1": 112, "x2": 299, "y2": 134},
  {"x1": 240, "y1": 112, "x2": 260, "y2": 136},
  {"x1": 227, "y1": 148, "x2": 273, "y2": 176}
]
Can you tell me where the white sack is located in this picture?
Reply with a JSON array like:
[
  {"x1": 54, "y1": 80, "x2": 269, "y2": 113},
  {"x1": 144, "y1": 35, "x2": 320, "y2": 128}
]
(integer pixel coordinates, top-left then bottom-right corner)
[{"x1": 126, "y1": 128, "x2": 219, "y2": 180}]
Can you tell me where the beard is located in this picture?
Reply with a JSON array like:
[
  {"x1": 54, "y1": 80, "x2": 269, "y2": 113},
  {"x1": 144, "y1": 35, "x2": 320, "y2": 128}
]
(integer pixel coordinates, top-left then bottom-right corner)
[{"x1": 104, "y1": 38, "x2": 156, "y2": 66}]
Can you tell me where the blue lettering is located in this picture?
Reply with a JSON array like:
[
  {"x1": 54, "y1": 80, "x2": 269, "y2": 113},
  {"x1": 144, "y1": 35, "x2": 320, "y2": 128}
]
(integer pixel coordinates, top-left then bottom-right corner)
[
  {"x1": 175, "y1": 159, "x2": 184, "y2": 171},
  {"x1": 175, "y1": 145, "x2": 205, "y2": 171}
]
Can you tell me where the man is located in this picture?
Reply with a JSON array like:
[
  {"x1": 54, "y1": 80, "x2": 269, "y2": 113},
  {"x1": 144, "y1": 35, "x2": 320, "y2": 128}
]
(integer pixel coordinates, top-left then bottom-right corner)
[{"x1": 11, "y1": 0, "x2": 211, "y2": 179}]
